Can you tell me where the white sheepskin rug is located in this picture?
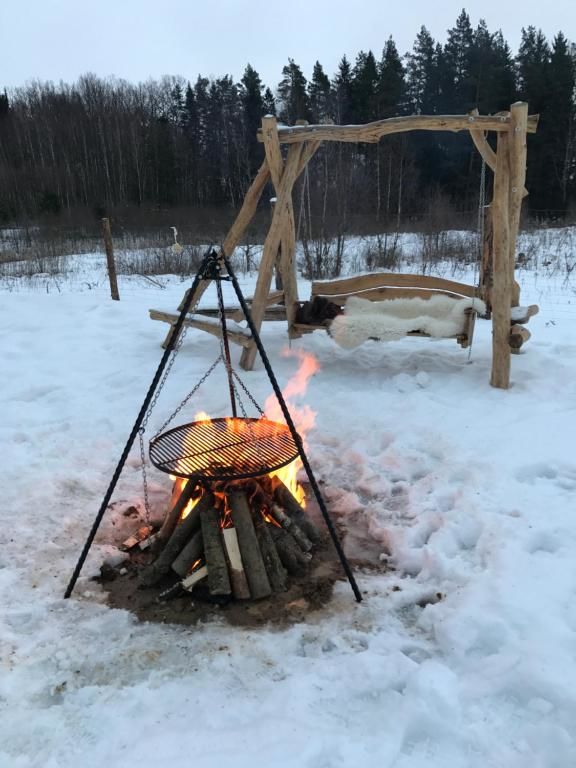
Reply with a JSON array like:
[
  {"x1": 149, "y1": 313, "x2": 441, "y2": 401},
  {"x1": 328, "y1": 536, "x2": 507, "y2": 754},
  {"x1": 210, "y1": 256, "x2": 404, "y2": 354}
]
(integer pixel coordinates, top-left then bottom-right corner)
[{"x1": 330, "y1": 294, "x2": 486, "y2": 349}]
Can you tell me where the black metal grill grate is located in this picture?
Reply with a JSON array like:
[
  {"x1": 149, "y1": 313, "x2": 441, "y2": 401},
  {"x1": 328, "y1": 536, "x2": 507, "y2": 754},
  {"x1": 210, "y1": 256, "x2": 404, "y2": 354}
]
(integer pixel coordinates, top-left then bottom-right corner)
[{"x1": 149, "y1": 417, "x2": 299, "y2": 481}]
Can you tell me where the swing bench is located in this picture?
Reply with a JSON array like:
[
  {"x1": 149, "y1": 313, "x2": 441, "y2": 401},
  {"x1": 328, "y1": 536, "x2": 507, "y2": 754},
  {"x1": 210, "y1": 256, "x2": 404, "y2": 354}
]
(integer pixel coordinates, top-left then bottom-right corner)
[
  {"x1": 293, "y1": 272, "x2": 485, "y2": 348},
  {"x1": 149, "y1": 106, "x2": 539, "y2": 388}
]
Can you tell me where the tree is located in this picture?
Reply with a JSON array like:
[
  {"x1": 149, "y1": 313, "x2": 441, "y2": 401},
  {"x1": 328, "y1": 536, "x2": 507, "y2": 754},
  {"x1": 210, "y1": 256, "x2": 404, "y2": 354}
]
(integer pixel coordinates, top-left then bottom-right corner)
[
  {"x1": 308, "y1": 61, "x2": 332, "y2": 122},
  {"x1": 443, "y1": 9, "x2": 475, "y2": 111},
  {"x1": 377, "y1": 37, "x2": 405, "y2": 117},
  {"x1": 405, "y1": 26, "x2": 440, "y2": 114},
  {"x1": 333, "y1": 56, "x2": 354, "y2": 124},
  {"x1": 351, "y1": 50, "x2": 379, "y2": 123},
  {"x1": 239, "y1": 64, "x2": 265, "y2": 176},
  {"x1": 277, "y1": 59, "x2": 311, "y2": 124}
]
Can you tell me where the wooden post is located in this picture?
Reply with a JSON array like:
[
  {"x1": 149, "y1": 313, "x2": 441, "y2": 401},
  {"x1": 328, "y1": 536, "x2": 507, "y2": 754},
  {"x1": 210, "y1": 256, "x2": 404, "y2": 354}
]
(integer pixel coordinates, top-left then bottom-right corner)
[
  {"x1": 508, "y1": 102, "x2": 529, "y2": 308},
  {"x1": 490, "y1": 131, "x2": 512, "y2": 389},
  {"x1": 102, "y1": 218, "x2": 119, "y2": 301},
  {"x1": 240, "y1": 141, "x2": 305, "y2": 371}
]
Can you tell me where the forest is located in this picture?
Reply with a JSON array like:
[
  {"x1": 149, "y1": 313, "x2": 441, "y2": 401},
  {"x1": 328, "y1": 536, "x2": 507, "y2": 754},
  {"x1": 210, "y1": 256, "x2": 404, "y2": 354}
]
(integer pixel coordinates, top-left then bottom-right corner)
[{"x1": 0, "y1": 10, "x2": 574, "y2": 237}]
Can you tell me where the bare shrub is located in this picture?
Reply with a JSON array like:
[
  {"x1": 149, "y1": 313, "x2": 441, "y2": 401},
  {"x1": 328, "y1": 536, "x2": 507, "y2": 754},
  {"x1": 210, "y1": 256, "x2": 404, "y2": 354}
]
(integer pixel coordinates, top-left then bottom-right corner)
[{"x1": 360, "y1": 232, "x2": 403, "y2": 272}]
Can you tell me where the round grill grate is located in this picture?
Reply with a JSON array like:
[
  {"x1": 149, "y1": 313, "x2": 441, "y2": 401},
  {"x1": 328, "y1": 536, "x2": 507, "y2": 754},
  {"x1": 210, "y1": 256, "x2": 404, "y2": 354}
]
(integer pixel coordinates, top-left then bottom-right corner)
[{"x1": 149, "y1": 417, "x2": 299, "y2": 481}]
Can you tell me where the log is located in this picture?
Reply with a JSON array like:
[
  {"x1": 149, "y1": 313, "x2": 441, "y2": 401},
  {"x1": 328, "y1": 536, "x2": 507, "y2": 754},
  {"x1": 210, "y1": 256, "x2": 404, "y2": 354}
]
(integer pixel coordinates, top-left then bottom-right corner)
[
  {"x1": 271, "y1": 477, "x2": 321, "y2": 544},
  {"x1": 509, "y1": 324, "x2": 531, "y2": 351},
  {"x1": 240, "y1": 141, "x2": 305, "y2": 371},
  {"x1": 258, "y1": 113, "x2": 539, "y2": 144},
  {"x1": 154, "y1": 480, "x2": 198, "y2": 549},
  {"x1": 228, "y1": 490, "x2": 272, "y2": 599},
  {"x1": 269, "y1": 526, "x2": 312, "y2": 574},
  {"x1": 142, "y1": 490, "x2": 212, "y2": 586},
  {"x1": 171, "y1": 530, "x2": 204, "y2": 577},
  {"x1": 269, "y1": 503, "x2": 313, "y2": 552},
  {"x1": 508, "y1": 103, "x2": 529, "y2": 308},
  {"x1": 222, "y1": 527, "x2": 251, "y2": 599},
  {"x1": 200, "y1": 506, "x2": 232, "y2": 596},
  {"x1": 254, "y1": 518, "x2": 288, "y2": 593},
  {"x1": 490, "y1": 130, "x2": 512, "y2": 389},
  {"x1": 181, "y1": 564, "x2": 208, "y2": 592}
]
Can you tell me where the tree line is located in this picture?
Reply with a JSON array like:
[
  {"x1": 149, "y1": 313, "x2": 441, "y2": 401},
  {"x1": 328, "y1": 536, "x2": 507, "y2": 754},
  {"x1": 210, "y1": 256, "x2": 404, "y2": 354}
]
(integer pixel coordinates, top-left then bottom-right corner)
[{"x1": 0, "y1": 10, "x2": 574, "y2": 232}]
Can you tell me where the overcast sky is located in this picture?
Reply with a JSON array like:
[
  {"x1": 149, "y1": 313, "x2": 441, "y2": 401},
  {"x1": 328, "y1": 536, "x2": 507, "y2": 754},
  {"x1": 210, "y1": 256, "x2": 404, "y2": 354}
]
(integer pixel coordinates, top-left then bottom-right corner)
[{"x1": 1, "y1": 0, "x2": 573, "y2": 90}]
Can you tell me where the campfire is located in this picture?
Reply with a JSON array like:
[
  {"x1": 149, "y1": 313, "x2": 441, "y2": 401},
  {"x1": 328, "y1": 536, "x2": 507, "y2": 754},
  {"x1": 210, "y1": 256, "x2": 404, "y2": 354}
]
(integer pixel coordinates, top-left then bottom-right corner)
[
  {"x1": 65, "y1": 250, "x2": 361, "y2": 605},
  {"x1": 122, "y1": 353, "x2": 324, "y2": 603},
  {"x1": 128, "y1": 452, "x2": 321, "y2": 602}
]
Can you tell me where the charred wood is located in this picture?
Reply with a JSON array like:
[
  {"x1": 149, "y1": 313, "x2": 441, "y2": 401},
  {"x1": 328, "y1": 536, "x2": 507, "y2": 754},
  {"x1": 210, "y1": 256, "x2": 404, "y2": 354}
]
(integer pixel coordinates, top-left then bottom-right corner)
[
  {"x1": 255, "y1": 518, "x2": 288, "y2": 593},
  {"x1": 272, "y1": 477, "x2": 321, "y2": 544}
]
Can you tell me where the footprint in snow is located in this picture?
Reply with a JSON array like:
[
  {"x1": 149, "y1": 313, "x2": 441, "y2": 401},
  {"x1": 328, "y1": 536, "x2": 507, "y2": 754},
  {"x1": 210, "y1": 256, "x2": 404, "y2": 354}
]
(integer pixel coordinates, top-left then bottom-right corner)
[{"x1": 516, "y1": 462, "x2": 576, "y2": 491}]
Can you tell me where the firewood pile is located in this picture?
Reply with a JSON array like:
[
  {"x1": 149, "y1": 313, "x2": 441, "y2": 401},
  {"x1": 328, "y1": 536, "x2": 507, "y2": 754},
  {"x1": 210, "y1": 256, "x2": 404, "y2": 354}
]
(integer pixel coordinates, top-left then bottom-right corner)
[{"x1": 123, "y1": 473, "x2": 322, "y2": 603}]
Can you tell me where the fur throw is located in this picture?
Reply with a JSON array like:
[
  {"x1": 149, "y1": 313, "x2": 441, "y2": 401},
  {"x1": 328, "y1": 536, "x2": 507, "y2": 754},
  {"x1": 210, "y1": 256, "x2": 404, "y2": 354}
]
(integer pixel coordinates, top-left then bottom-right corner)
[{"x1": 330, "y1": 294, "x2": 486, "y2": 349}]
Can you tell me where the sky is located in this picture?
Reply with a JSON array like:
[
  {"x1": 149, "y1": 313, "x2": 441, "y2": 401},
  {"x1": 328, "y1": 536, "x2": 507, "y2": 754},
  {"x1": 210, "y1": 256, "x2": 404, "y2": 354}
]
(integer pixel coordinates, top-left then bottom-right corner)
[{"x1": 1, "y1": 0, "x2": 574, "y2": 90}]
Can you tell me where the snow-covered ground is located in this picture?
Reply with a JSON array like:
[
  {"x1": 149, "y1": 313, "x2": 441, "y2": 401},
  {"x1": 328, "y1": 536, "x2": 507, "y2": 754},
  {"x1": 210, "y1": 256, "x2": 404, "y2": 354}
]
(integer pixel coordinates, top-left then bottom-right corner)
[{"x1": 1, "y1": 239, "x2": 576, "y2": 767}]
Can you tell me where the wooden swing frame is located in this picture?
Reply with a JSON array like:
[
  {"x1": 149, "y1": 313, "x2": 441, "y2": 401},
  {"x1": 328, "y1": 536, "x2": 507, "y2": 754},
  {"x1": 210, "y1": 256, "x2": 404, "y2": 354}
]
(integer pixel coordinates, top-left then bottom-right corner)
[{"x1": 152, "y1": 103, "x2": 538, "y2": 389}]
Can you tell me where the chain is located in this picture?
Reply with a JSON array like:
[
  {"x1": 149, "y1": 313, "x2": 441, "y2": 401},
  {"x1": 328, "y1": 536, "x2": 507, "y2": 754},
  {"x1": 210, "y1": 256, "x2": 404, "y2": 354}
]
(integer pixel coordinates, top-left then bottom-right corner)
[
  {"x1": 232, "y1": 369, "x2": 264, "y2": 416},
  {"x1": 153, "y1": 354, "x2": 223, "y2": 438},
  {"x1": 138, "y1": 428, "x2": 151, "y2": 525}
]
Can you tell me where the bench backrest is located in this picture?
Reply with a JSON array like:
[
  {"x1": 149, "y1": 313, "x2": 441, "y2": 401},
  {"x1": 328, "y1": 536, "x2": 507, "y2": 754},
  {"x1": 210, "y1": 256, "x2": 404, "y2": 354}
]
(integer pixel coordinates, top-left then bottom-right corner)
[{"x1": 311, "y1": 272, "x2": 479, "y2": 308}]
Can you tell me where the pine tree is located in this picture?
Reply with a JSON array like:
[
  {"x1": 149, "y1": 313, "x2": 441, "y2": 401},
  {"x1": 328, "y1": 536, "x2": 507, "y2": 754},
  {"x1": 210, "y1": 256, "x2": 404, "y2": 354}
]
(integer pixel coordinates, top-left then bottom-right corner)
[
  {"x1": 443, "y1": 9, "x2": 475, "y2": 111},
  {"x1": 377, "y1": 37, "x2": 405, "y2": 117},
  {"x1": 262, "y1": 87, "x2": 276, "y2": 116},
  {"x1": 405, "y1": 27, "x2": 440, "y2": 114},
  {"x1": 277, "y1": 59, "x2": 311, "y2": 124},
  {"x1": 240, "y1": 64, "x2": 265, "y2": 176},
  {"x1": 0, "y1": 90, "x2": 9, "y2": 118},
  {"x1": 351, "y1": 50, "x2": 379, "y2": 123},
  {"x1": 308, "y1": 61, "x2": 332, "y2": 122},
  {"x1": 333, "y1": 55, "x2": 354, "y2": 124}
]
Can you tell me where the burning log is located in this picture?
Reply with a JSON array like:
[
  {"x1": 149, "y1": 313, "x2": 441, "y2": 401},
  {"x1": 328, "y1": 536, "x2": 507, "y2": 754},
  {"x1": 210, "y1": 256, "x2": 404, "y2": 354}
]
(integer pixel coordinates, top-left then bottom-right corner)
[
  {"x1": 201, "y1": 506, "x2": 232, "y2": 596},
  {"x1": 154, "y1": 479, "x2": 198, "y2": 550},
  {"x1": 228, "y1": 490, "x2": 272, "y2": 599},
  {"x1": 171, "y1": 531, "x2": 204, "y2": 578},
  {"x1": 222, "y1": 527, "x2": 251, "y2": 599},
  {"x1": 254, "y1": 516, "x2": 288, "y2": 593},
  {"x1": 141, "y1": 490, "x2": 213, "y2": 586},
  {"x1": 181, "y1": 564, "x2": 208, "y2": 592},
  {"x1": 269, "y1": 503, "x2": 313, "y2": 552},
  {"x1": 272, "y1": 476, "x2": 321, "y2": 544},
  {"x1": 126, "y1": 462, "x2": 322, "y2": 604},
  {"x1": 269, "y1": 526, "x2": 312, "y2": 574}
]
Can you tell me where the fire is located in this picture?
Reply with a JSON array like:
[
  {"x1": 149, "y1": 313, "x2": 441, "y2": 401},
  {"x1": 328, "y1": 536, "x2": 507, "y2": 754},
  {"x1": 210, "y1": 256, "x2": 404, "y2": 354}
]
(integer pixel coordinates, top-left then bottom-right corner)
[{"x1": 263, "y1": 349, "x2": 319, "y2": 507}]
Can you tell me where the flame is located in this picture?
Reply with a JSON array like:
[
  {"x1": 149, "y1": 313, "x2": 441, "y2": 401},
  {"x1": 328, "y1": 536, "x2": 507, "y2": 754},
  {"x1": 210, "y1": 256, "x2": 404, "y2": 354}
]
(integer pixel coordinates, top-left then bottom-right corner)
[
  {"x1": 194, "y1": 410, "x2": 211, "y2": 422},
  {"x1": 263, "y1": 349, "x2": 319, "y2": 507},
  {"x1": 169, "y1": 476, "x2": 200, "y2": 520}
]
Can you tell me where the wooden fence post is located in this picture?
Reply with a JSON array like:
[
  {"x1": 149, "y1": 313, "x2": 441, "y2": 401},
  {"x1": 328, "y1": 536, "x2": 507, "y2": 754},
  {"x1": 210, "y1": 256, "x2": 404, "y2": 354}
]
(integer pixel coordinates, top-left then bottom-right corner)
[{"x1": 102, "y1": 218, "x2": 119, "y2": 301}]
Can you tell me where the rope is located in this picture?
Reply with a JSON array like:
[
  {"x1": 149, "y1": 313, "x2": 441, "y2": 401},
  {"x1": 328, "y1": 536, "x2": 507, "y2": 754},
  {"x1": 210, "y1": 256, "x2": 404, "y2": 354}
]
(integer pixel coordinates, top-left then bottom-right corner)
[{"x1": 468, "y1": 154, "x2": 487, "y2": 361}]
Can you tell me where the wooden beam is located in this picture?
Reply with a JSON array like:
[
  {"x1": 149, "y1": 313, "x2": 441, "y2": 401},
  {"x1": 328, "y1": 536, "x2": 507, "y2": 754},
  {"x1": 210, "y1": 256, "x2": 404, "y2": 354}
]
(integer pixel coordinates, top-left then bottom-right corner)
[
  {"x1": 490, "y1": 131, "x2": 512, "y2": 389},
  {"x1": 221, "y1": 158, "x2": 271, "y2": 258},
  {"x1": 508, "y1": 102, "x2": 529, "y2": 309},
  {"x1": 240, "y1": 142, "x2": 305, "y2": 370},
  {"x1": 311, "y1": 272, "x2": 479, "y2": 299},
  {"x1": 258, "y1": 113, "x2": 539, "y2": 144},
  {"x1": 149, "y1": 309, "x2": 253, "y2": 348},
  {"x1": 261, "y1": 116, "x2": 300, "y2": 336}
]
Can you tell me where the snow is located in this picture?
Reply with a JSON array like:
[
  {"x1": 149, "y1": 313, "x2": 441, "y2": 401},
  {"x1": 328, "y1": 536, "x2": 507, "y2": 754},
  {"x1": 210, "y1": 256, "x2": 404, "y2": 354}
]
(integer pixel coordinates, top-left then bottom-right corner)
[{"x1": 1, "y1": 240, "x2": 576, "y2": 767}]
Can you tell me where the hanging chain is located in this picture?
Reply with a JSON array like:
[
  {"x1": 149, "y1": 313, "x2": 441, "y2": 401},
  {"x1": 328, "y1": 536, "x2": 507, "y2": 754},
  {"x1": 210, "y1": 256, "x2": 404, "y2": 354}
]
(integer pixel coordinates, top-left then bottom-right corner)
[
  {"x1": 152, "y1": 353, "x2": 223, "y2": 438},
  {"x1": 139, "y1": 429, "x2": 151, "y2": 526},
  {"x1": 138, "y1": 273, "x2": 206, "y2": 522},
  {"x1": 232, "y1": 370, "x2": 264, "y2": 416}
]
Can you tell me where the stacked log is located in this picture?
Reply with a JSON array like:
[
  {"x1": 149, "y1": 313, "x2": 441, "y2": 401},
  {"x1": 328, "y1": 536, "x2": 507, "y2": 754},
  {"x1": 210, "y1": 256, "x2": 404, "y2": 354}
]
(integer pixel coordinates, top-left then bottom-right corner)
[{"x1": 130, "y1": 474, "x2": 321, "y2": 602}]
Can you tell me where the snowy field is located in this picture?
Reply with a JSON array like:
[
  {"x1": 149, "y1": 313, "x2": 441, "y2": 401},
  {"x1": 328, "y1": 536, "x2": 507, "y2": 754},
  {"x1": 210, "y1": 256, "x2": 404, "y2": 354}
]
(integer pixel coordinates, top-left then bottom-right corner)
[{"x1": 1, "y1": 235, "x2": 576, "y2": 767}]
